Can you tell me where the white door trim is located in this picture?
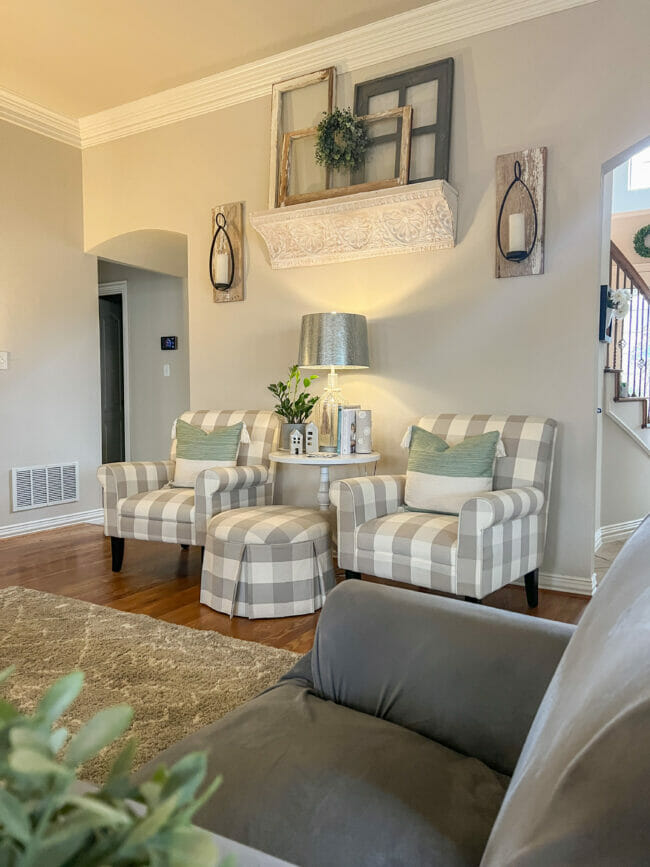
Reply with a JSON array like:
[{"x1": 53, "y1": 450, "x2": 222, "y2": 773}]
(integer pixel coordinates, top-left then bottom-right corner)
[{"x1": 99, "y1": 281, "x2": 131, "y2": 460}]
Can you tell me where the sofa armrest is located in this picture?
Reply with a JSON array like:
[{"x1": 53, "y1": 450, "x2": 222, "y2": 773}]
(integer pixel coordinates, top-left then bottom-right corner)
[
  {"x1": 312, "y1": 581, "x2": 574, "y2": 776},
  {"x1": 197, "y1": 465, "x2": 269, "y2": 495},
  {"x1": 97, "y1": 461, "x2": 173, "y2": 499},
  {"x1": 459, "y1": 487, "x2": 545, "y2": 533}
]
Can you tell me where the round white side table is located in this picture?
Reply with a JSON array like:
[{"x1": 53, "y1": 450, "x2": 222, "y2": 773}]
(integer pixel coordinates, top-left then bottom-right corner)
[{"x1": 269, "y1": 451, "x2": 380, "y2": 511}]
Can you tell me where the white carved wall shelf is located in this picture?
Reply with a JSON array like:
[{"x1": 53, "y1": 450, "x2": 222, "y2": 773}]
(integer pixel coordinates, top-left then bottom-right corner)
[{"x1": 249, "y1": 180, "x2": 458, "y2": 269}]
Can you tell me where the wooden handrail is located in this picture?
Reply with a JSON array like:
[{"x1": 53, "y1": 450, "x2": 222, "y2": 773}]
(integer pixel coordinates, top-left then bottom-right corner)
[{"x1": 610, "y1": 241, "x2": 650, "y2": 301}]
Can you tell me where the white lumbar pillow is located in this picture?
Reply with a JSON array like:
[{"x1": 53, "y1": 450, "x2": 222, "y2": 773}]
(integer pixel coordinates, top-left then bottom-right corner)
[{"x1": 404, "y1": 426, "x2": 502, "y2": 515}]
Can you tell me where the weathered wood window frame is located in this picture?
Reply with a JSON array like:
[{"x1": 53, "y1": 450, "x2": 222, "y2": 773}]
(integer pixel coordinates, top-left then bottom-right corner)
[
  {"x1": 353, "y1": 58, "x2": 454, "y2": 184},
  {"x1": 278, "y1": 106, "x2": 412, "y2": 207},
  {"x1": 268, "y1": 68, "x2": 336, "y2": 208}
]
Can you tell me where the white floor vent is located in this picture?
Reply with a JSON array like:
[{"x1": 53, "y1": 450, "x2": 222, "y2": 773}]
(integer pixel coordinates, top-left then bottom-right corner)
[{"x1": 12, "y1": 463, "x2": 79, "y2": 512}]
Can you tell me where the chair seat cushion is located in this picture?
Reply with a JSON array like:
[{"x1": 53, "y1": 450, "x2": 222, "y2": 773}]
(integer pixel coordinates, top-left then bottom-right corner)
[
  {"x1": 358, "y1": 511, "x2": 458, "y2": 565},
  {"x1": 118, "y1": 487, "x2": 195, "y2": 524},
  {"x1": 208, "y1": 506, "x2": 329, "y2": 545},
  {"x1": 138, "y1": 680, "x2": 509, "y2": 867}
]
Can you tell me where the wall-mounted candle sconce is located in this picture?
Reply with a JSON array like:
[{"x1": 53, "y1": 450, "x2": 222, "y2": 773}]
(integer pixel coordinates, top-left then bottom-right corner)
[
  {"x1": 495, "y1": 147, "x2": 547, "y2": 278},
  {"x1": 209, "y1": 201, "x2": 244, "y2": 303}
]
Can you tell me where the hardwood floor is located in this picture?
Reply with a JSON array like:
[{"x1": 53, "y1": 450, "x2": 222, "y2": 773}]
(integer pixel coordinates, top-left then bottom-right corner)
[{"x1": 0, "y1": 524, "x2": 590, "y2": 654}]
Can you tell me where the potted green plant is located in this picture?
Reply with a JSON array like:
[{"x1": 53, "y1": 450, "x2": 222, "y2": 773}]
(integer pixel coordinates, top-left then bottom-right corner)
[
  {"x1": 0, "y1": 666, "x2": 226, "y2": 866},
  {"x1": 268, "y1": 365, "x2": 319, "y2": 451}
]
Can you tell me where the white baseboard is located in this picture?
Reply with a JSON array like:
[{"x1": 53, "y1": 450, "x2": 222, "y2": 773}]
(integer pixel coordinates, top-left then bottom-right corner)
[
  {"x1": 514, "y1": 571, "x2": 597, "y2": 597},
  {"x1": 0, "y1": 509, "x2": 104, "y2": 539},
  {"x1": 596, "y1": 518, "x2": 644, "y2": 549}
]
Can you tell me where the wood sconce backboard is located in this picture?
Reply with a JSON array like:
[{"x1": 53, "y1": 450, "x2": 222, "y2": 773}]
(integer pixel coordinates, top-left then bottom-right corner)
[
  {"x1": 211, "y1": 201, "x2": 244, "y2": 303},
  {"x1": 495, "y1": 146, "x2": 547, "y2": 278}
]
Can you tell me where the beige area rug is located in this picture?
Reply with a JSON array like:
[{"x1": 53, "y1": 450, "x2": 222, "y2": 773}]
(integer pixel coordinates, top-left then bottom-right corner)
[{"x1": 0, "y1": 586, "x2": 299, "y2": 782}]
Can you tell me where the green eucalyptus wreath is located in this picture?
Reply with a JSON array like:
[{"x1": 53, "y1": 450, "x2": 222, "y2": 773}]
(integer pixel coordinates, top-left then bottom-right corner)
[
  {"x1": 633, "y1": 224, "x2": 650, "y2": 258},
  {"x1": 315, "y1": 108, "x2": 370, "y2": 171}
]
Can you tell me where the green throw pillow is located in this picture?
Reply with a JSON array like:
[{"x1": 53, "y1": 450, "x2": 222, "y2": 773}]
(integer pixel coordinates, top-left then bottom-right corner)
[
  {"x1": 172, "y1": 419, "x2": 243, "y2": 487},
  {"x1": 405, "y1": 426, "x2": 501, "y2": 515}
]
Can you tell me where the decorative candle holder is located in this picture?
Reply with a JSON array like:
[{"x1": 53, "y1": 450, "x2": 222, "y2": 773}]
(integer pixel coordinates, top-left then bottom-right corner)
[
  {"x1": 497, "y1": 160, "x2": 537, "y2": 263},
  {"x1": 209, "y1": 202, "x2": 245, "y2": 303},
  {"x1": 495, "y1": 148, "x2": 547, "y2": 278}
]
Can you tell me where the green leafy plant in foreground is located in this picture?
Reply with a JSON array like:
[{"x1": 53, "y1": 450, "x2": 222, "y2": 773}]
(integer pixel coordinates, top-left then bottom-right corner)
[
  {"x1": 268, "y1": 365, "x2": 319, "y2": 424},
  {"x1": 0, "y1": 666, "x2": 227, "y2": 867}
]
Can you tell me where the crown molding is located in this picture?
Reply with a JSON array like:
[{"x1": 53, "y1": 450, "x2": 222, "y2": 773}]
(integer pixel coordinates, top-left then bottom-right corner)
[
  {"x1": 0, "y1": 87, "x2": 80, "y2": 147},
  {"x1": 79, "y1": 0, "x2": 597, "y2": 148},
  {"x1": 1, "y1": 0, "x2": 598, "y2": 149}
]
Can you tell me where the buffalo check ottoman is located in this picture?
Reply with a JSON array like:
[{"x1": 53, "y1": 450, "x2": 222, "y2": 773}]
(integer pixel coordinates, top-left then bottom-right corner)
[{"x1": 200, "y1": 506, "x2": 336, "y2": 619}]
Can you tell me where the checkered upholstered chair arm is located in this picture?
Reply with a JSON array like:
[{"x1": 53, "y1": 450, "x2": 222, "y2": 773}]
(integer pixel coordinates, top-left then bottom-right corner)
[
  {"x1": 97, "y1": 461, "x2": 174, "y2": 499},
  {"x1": 332, "y1": 475, "x2": 406, "y2": 525},
  {"x1": 193, "y1": 466, "x2": 275, "y2": 543},
  {"x1": 332, "y1": 475, "x2": 405, "y2": 569},
  {"x1": 458, "y1": 487, "x2": 545, "y2": 533},
  {"x1": 196, "y1": 465, "x2": 269, "y2": 494}
]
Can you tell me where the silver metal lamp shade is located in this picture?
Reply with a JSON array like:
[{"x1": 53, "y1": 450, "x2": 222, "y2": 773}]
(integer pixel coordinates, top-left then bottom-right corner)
[{"x1": 298, "y1": 313, "x2": 369, "y2": 369}]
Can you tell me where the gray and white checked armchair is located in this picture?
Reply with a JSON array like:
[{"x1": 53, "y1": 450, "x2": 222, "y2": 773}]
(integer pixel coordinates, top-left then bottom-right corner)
[
  {"x1": 97, "y1": 410, "x2": 280, "y2": 572},
  {"x1": 331, "y1": 414, "x2": 557, "y2": 606}
]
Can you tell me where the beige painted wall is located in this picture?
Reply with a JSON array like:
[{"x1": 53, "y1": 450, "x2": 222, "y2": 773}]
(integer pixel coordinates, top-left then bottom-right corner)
[
  {"x1": 98, "y1": 262, "x2": 190, "y2": 461},
  {"x1": 600, "y1": 416, "x2": 650, "y2": 527},
  {"x1": 0, "y1": 121, "x2": 100, "y2": 528},
  {"x1": 82, "y1": 0, "x2": 650, "y2": 581}
]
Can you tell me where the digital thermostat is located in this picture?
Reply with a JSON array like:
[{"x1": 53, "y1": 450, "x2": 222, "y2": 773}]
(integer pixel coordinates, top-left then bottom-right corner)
[{"x1": 161, "y1": 336, "x2": 177, "y2": 350}]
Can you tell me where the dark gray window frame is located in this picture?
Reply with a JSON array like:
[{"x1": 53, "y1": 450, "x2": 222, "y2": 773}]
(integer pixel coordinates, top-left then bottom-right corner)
[{"x1": 353, "y1": 58, "x2": 454, "y2": 184}]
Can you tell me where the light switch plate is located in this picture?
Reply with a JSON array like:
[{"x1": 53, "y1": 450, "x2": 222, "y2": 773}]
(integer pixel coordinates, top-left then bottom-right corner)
[
  {"x1": 0, "y1": 351, "x2": 8, "y2": 370},
  {"x1": 163, "y1": 363, "x2": 170, "y2": 377}
]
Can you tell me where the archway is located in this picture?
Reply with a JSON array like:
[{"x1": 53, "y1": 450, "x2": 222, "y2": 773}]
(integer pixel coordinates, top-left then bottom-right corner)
[{"x1": 91, "y1": 229, "x2": 190, "y2": 463}]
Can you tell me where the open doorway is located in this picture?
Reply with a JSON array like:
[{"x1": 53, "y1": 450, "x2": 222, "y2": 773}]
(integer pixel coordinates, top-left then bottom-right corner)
[
  {"x1": 97, "y1": 259, "x2": 190, "y2": 462},
  {"x1": 596, "y1": 138, "x2": 650, "y2": 566},
  {"x1": 99, "y1": 282, "x2": 129, "y2": 463}
]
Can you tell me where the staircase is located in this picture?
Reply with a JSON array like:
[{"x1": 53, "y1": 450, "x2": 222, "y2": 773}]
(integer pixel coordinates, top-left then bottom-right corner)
[{"x1": 605, "y1": 241, "x2": 649, "y2": 435}]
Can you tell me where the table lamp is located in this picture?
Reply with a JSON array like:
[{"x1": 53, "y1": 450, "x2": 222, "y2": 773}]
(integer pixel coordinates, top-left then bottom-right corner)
[{"x1": 298, "y1": 312, "x2": 369, "y2": 452}]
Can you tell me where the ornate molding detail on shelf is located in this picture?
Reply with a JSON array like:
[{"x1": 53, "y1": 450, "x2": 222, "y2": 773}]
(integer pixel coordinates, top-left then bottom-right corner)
[{"x1": 250, "y1": 180, "x2": 458, "y2": 268}]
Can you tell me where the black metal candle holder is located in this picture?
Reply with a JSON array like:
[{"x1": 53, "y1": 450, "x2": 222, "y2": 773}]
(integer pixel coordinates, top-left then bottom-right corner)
[
  {"x1": 209, "y1": 212, "x2": 235, "y2": 291},
  {"x1": 497, "y1": 160, "x2": 538, "y2": 263}
]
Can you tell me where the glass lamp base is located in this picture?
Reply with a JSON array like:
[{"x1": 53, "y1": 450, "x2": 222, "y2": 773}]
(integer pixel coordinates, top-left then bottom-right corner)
[{"x1": 313, "y1": 370, "x2": 345, "y2": 452}]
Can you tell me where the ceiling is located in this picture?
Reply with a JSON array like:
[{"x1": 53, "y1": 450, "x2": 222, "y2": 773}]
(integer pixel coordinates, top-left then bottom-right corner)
[{"x1": 0, "y1": 0, "x2": 435, "y2": 118}]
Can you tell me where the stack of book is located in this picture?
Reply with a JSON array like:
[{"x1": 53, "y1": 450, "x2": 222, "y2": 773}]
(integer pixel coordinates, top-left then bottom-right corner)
[{"x1": 337, "y1": 407, "x2": 372, "y2": 455}]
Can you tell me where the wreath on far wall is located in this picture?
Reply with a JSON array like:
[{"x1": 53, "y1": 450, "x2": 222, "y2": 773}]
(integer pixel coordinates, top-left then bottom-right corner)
[
  {"x1": 315, "y1": 108, "x2": 370, "y2": 172},
  {"x1": 633, "y1": 224, "x2": 650, "y2": 258}
]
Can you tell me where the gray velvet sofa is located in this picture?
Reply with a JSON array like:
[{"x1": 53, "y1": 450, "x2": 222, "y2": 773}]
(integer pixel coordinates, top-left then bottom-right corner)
[{"x1": 143, "y1": 517, "x2": 650, "y2": 866}]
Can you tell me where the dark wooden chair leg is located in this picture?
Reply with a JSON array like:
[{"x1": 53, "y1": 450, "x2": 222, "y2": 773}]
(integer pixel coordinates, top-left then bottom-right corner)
[
  {"x1": 524, "y1": 569, "x2": 539, "y2": 608},
  {"x1": 111, "y1": 537, "x2": 125, "y2": 572},
  {"x1": 180, "y1": 544, "x2": 189, "y2": 551},
  {"x1": 345, "y1": 570, "x2": 362, "y2": 580},
  {"x1": 464, "y1": 596, "x2": 481, "y2": 604},
  {"x1": 201, "y1": 547, "x2": 205, "y2": 566}
]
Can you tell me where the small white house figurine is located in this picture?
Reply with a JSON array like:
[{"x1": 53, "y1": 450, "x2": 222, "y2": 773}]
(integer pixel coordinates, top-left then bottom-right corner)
[
  {"x1": 305, "y1": 422, "x2": 319, "y2": 453},
  {"x1": 290, "y1": 429, "x2": 304, "y2": 455}
]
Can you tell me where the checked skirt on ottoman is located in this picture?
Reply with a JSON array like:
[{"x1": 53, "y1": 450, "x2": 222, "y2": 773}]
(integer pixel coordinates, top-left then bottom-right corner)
[{"x1": 201, "y1": 506, "x2": 336, "y2": 619}]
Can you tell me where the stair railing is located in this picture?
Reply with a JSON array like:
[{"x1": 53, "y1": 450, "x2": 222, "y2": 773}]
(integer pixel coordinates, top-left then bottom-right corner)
[{"x1": 606, "y1": 241, "x2": 649, "y2": 424}]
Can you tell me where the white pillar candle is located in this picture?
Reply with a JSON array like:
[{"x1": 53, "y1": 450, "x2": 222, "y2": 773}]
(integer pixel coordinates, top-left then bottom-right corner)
[
  {"x1": 508, "y1": 213, "x2": 526, "y2": 253},
  {"x1": 215, "y1": 252, "x2": 230, "y2": 285}
]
